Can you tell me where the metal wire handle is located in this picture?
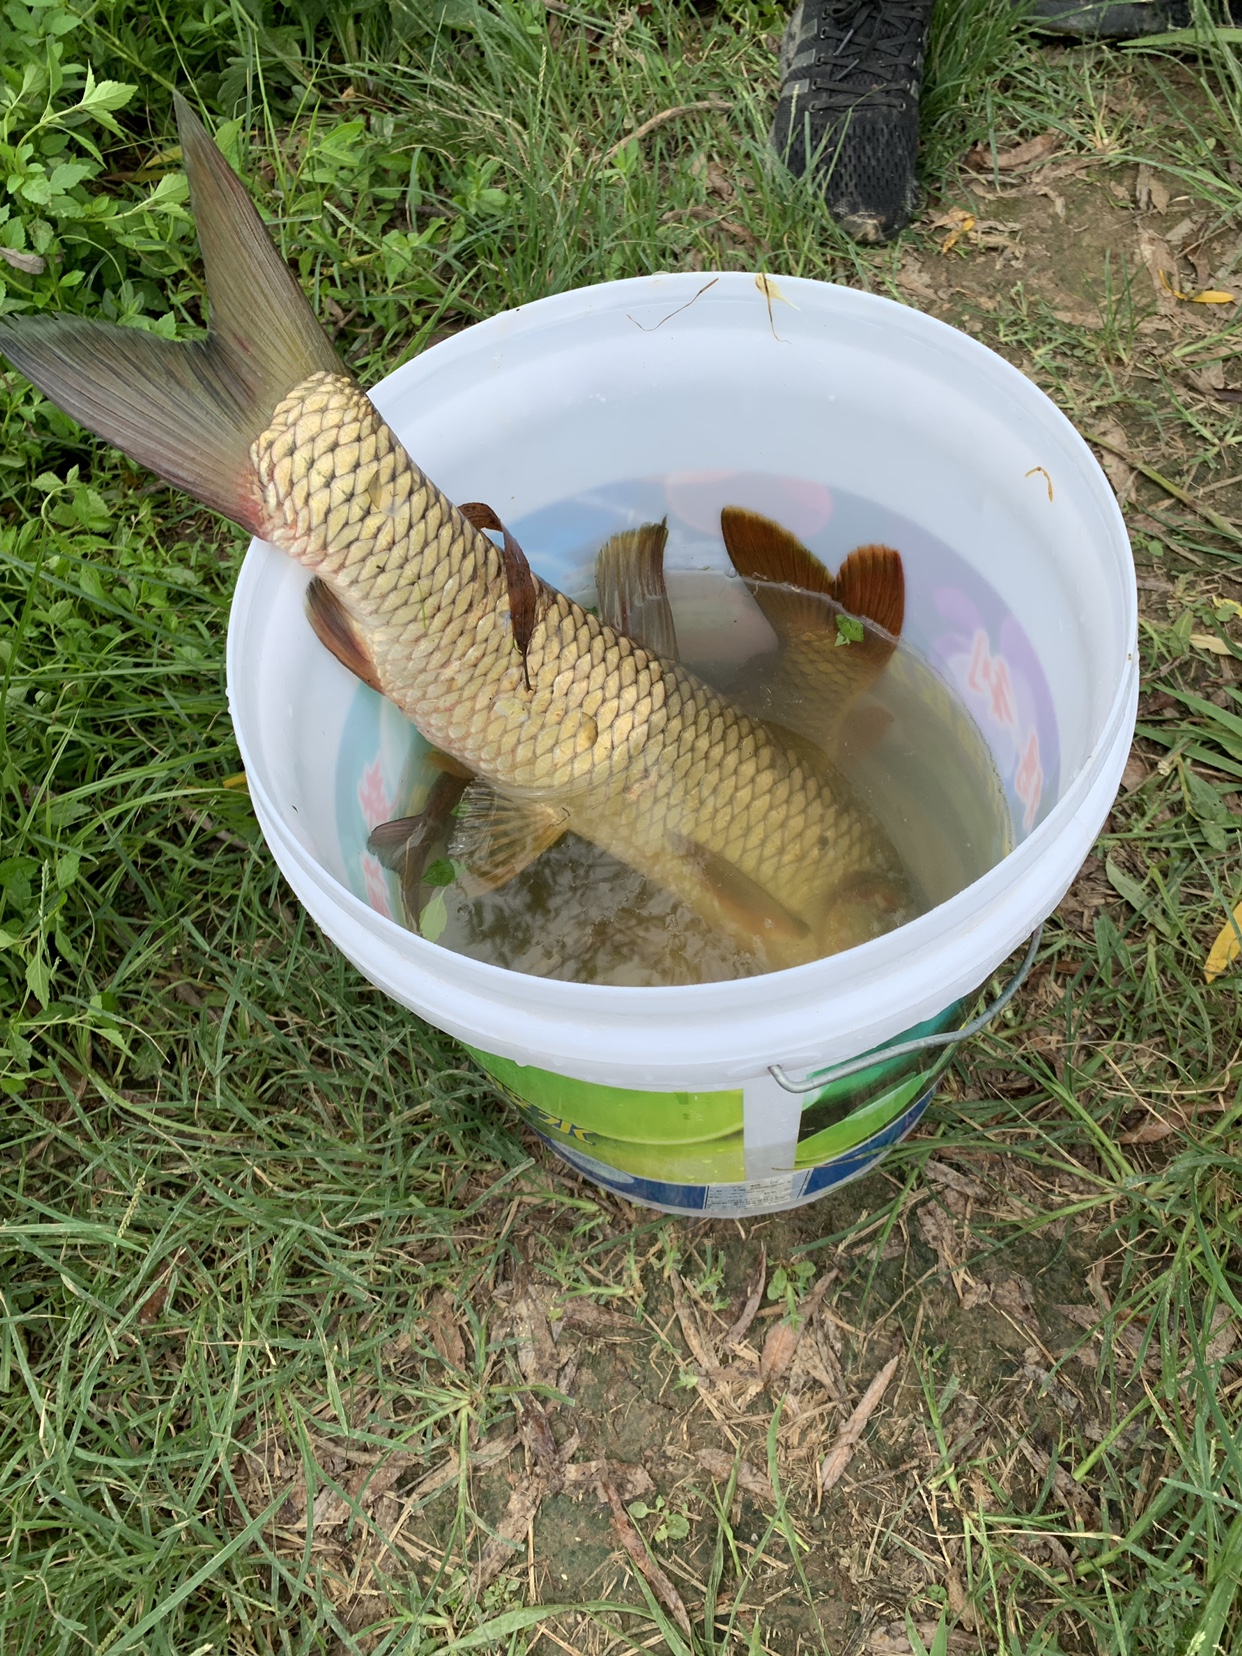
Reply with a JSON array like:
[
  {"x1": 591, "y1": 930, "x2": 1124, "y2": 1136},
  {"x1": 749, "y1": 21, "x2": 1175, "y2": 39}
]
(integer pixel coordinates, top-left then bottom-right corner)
[{"x1": 767, "y1": 923, "x2": 1044, "y2": 1096}]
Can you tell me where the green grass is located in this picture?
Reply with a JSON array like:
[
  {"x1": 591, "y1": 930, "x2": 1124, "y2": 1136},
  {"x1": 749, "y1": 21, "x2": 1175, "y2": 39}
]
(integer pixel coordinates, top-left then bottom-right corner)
[{"x1": 3, "y1": 1, "x2": 1242, "y2": 1652}]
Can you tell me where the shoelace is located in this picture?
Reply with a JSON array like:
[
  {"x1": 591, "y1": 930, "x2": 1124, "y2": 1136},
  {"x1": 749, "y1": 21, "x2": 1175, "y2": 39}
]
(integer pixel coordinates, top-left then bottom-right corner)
[{"x1": 808, "y1": 1, "x2": 933, "y2": 94}]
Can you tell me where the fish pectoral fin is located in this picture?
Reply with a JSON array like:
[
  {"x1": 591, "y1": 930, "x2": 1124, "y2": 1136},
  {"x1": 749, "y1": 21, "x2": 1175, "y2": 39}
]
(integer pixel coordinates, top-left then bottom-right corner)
[
  {"x1": 673, "y1": 834, "x2": 810, "y2": 942},
  {"x1": 459, "y1": 500, "x2": 541, "y2": 690},
  {"x1": 835, "y1": 544, "x2": 905, "y2": 641},
  {"x1": 595, "y1": 520, "x2": 679, "y2": 659},
  {"x1": 305, "y1": 577, "x2": 383, "y2": 691},
  {"x1": 720, "y1": 505, "x2": 838, "y2": 636},
  {"x1": 449, "y1": 781, "x2": 570, "y2": 895},
  {"x1": 367, "y1": 770, "x2": 471, "y2": 925}
]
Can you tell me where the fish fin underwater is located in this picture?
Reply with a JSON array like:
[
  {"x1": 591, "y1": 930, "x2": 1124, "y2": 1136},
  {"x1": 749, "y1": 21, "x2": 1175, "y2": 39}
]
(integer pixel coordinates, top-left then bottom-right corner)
[
  {"x1": 0, "y1": 92, "x2": 342, "y2": 533},
  {"x1": 594, "y1": 520, "x2": 678, "y2": 659},
  {"x1": 366, "y1": 770, "x2": 470, "y2": 926},
  {"x1": 449, "y1": 783, "x2": 571, "y2": 896}
]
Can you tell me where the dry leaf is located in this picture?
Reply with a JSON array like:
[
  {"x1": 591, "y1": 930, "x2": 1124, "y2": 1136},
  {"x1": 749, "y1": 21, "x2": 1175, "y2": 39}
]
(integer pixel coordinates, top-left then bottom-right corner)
[
  {"x1": 0, "y1": 245, "x2": 47, "y2": 275},
  {"x1": 669, "y1": 1268, "x2": 718, "y2": 1372},
  {"x1": 695, "y1": 1446, "x2": 775, "y2": 1502},
  {"x1": 819, "y1": 1352, "x2": 902, "y2": 1494},
  {"x1": 510, "y1": 1283, "x2": 560, "y2": 1387},
  {"x1": 599, "y1": 1471, "x2": 692, "y2": 1639},
  {"x1": 935, "y1": 207, "x2": 976, "y2": 254},
  {"x1": 1206, "y1": 900, "x2": 1242, "y2": 982},
  {"x1": 1206, "y1": 1306, "x2": 1236, "y2": 1364},
  {"x1": 722, "y1": 1244, "x2": 766, "y2": 1348},
  {"x1": 1188, "y1": 633, "x2": 1231, "y2": 655},
  {"x1": 1136, "y1": 162, "x2": 1171, "y2": 214},
  {"x1": 425, "y1": 1289, "x2": 466, "y2": 1369},
  {"x1": 1120, "y1": 752, "x2": 1149, "y2": 792},
  {"x1": 471, "y1": 1477, "x2": 546, "y2": 1593},
  {"x1": 759, "y1": 1269, "x2": 838, "y2": 1390}
]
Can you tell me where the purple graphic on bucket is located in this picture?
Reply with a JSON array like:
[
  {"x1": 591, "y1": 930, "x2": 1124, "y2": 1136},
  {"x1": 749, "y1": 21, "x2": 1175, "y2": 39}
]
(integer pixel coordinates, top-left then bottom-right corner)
[{"x1": 332, "y1": 471, "x2": 1061, "y2": 914}]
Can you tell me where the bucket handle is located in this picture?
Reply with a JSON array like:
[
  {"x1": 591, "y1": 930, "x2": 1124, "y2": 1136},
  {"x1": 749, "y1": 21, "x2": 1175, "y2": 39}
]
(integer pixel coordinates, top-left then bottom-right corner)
[{"x1": 767, "y1": 924, "x2": 1044, "y2": 1096}]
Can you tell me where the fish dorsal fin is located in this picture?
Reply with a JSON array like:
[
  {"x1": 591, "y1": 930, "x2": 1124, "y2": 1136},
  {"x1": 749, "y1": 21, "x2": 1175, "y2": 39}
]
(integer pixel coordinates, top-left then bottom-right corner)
[
  {"x1": 673, "y1": 833, "x2": 810, "y2": 943},
  {"x1": 595, "y1": 520, "x2": 678, "y2": 659},
  {"x1": 720, "y1": 506, "x2": 837, "y2": 637},
  {"x1": 305, "y1": 577, "x2": 382, "y2": 691},
  {"x1": 835, "y1": 544, "x2": 905, "y2": 640},
  {"x1": 0, "y1": 95, "x2": 345, "y2": 535},
  {"x1": 449, "y1": 782, "x2": 569, "y2": 895},
  {"x1": 458, "y1": 501, "x2": 541, "y2": 688}
]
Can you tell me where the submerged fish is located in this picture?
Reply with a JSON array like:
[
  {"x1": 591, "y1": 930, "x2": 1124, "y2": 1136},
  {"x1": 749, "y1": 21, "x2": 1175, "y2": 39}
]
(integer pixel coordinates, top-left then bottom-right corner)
[{"x1": 0, "y1": 94, "x2": 909, "y2": 970}]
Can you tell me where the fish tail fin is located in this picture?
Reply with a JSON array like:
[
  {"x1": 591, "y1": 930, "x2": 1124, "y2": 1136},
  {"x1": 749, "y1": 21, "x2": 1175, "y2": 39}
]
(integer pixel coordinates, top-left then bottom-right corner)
[
  {"x1": 835, "y1": 544, "x2": 905, "y2": 640},
  {"x1": 0, "y1": 92, "x2": 343, "y2": 534},
  {"x1": 719, "y1": 506, "x2": 836, "y2": 636}
]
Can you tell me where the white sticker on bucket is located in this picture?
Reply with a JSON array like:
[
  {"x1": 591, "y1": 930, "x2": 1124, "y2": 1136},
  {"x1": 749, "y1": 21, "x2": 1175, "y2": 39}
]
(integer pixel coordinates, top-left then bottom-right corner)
[{"x1": 704, "y1": 1174, "x2": 802, "y2": 1215}]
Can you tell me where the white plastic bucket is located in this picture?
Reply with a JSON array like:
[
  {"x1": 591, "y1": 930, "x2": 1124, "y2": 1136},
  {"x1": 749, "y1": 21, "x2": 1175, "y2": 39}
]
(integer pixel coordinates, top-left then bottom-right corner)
[{"x1": 226, "y1": 273, "x2": 1137, "y2": 1217}]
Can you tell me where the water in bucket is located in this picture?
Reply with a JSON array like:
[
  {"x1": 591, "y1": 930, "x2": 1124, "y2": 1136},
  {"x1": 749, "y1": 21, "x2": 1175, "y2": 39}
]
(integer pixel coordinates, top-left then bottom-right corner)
[{"x1": 335, "y1": 471, "x2": 1054, "y2": 982}]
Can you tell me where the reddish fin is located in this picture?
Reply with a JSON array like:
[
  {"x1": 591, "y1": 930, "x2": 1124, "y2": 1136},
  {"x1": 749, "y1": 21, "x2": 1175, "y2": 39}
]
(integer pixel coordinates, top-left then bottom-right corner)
[
  {"x1": 835, "y1": 544, "x2": 904, "y2": 639},
  {"x1": 595, "y1": 520, "x2": 678, "y2": 658},
  {"x1": 459, "y1": 501, "x2": 540, "y2": 689},
  {"x1": 720, "y1": 506, "x2": 838, "y2": 637},
  {"x1": 305, "y1": 578, "x2": 382, "y2": 692}
]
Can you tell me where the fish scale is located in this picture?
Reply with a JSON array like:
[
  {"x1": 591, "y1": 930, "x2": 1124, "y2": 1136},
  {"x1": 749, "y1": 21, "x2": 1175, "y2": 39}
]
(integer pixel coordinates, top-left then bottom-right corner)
[{"x1": 0, "y1": 92, "x2": 910, "y2": 971}]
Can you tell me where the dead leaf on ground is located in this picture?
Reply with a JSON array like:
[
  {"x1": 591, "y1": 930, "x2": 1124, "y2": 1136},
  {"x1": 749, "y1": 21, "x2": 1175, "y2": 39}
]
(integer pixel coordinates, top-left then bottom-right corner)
[
  {"x1": 695, "y1": 1446, "x2": 775, "y2": 1502},
  {"x1": 471, "y1": 1475, "x2": 547, "y2": 1593},
  {"x1": 965, "y1": 130, "x2": 1060, "y2": 172},
  {"x1": 509, "y1": 1281, "x2": 560, "y2": 1388},
  {"x1": 759, "y1": 1269, "x2": 838, "y2": 1390},
  {"x1": 865, "y1": 1619, "x2": 978, "y2": 1654},
  {"x1": 599, "y1": 1471, "x2": 693, "y2": 1639},
  {"x1": 819, "y1": 1351, "x2": 902, "y2": 1495},
  {"x1": 425, "y1": 1289, "x2": 466, "y2": 1369},
  {"x1": 722, "y1": 1244, "x2": 767, "y2": 1349},
  {"x1": 1121, "y1": 752, "x2": 1149, "y2": 792},
  {"x1": 1136, "y1": 162, "x2": 1171, "y2": 214}
]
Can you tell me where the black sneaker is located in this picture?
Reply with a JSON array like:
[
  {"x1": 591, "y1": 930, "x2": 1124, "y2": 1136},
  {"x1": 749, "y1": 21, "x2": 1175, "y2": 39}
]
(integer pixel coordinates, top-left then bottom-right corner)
[
  {"x1": 1029, "y1": 1, "x2": 1191, "y2": 33},
  {"x1": 770, "y1": 0, "x2": 936, "y2": 244}
]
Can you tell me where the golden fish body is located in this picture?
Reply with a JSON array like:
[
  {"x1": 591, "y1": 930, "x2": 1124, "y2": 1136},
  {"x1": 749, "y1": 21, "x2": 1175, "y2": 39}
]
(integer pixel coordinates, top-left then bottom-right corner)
[{"x1": 254, "y1": 373, "x2": 906, "y2": 966}]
